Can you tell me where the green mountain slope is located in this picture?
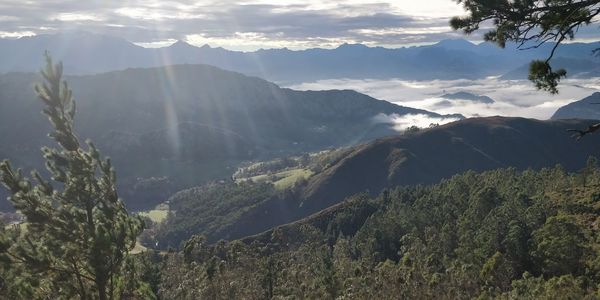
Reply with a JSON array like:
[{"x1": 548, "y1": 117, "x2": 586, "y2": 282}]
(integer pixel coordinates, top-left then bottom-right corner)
[
  {"x1": 152, "y1": 117, "x2": 600, "y2": 248},
  {"x1": 156, "y1": 166, "x2": 600, "y2": 298}
]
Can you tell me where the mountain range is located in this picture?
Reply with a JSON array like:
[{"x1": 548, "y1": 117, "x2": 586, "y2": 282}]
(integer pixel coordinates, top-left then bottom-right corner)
[
  {"x1": 1, "y1": 32, "x2": 600, "y2": 83},
  {"x1": 0, "y1": 64, "x2": 455, "y2": 210}
]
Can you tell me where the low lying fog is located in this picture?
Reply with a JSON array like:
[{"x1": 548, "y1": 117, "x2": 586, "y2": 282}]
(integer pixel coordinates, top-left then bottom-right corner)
[
  {"x1": 289, "y1": 77, "x2": 600, "y2": 123},
  {"x1": 372, "y1": 113, "x2": 462, "y2": 131}
]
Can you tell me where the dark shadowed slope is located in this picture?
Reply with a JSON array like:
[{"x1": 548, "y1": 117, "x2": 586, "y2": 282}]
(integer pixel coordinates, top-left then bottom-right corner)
[{"x1": 302, "y1": 117, "x2": 600, "y2": 211}]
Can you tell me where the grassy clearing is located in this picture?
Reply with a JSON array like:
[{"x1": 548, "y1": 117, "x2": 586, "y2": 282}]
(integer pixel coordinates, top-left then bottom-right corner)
[
  {"x1": 138, "y1": 204, "x2": 170, "y2": 224},
  {"x1": 237, "y1": 168, "x2": 314, "y2": 190},
  {"x1": 139, "y1": 210, "x2": 169, "y2": 224},
  {"x1": 273, "y1": 169, "x2": 314, "y2": 190}
]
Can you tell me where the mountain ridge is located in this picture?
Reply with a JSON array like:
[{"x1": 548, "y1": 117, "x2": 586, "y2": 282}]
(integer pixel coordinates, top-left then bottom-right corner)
[{"x1": 2, "y1": 32, "x2": 600, "y2": 83}]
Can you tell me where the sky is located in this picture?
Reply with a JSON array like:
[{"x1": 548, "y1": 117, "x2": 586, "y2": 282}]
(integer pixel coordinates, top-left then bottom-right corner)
[{"x1": 0, "y1": 0, "x2": 475, "y2": 50}]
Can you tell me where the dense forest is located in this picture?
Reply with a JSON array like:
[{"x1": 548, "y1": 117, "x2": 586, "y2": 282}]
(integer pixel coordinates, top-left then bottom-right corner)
[{"x1": 124, "y1": 165, "x2": 600, "y2": 299}]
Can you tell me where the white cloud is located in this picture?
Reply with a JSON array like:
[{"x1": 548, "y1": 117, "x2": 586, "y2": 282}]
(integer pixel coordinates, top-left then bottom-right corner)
[
  {"x1": 350, "y1": 26, "x2": 451, "y2": 36},
  {"x1": 185, "y1": 32, "x2": 354, "y2": 50},
  {"x1": 241, "y1": 0, "x2": 466, "y2": 18},
  {"x1": 53, "y1": 13, "x2": 104, "y2": 22},
  {"x1": 289, "y1": 77, "x2": 600, "y2": 119},
  {"x1": 134, "y1": 39, "x2": 178, "y2": 48},
  {"x1": 0, "y1": 30, "x2": 35, "y2": 38},
  {"x1": 115, "y1": 7, "x2": 206, "y2": 21}
]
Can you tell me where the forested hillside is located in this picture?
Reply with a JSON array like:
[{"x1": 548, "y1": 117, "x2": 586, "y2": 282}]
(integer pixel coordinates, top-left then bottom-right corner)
[{"x1": 139, "y1": 166, "x2": 600, "y2": 298}]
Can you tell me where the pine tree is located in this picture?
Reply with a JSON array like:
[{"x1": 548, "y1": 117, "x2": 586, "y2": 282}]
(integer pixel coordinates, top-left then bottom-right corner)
[{"x1": 0, "y1": 54, "x2": 144, "y2": 299}]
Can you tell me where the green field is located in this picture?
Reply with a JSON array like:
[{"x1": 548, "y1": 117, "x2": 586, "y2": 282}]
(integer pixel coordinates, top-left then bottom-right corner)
[
  {"x1": 238, "y1": 168, "x2": 314, "y2": 190},
  {"x1": 273, "y1": 169, "x2": 314, "y2": 190},
  {"x1": 138, "y1": 204, "x2": 170, "y2": 224}
]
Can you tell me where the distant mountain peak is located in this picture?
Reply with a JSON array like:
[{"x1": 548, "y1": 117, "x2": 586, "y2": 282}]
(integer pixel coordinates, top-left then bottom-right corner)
[
  {"x1": 433, "y1": 39, "x2": 476, "y2": 49},
  {"x1": 170, "y1": 39, "x2": 197, "y2": 49},
  {"x1": 336, "y1": 43, "x2": 369, "y2": 50}
]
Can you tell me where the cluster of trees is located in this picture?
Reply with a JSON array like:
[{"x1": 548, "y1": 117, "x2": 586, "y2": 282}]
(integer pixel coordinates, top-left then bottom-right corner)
[
  {"x1": 152, "y1": 182, "x2": 286, "y2": 248},
  {"x1": 153, "y1": 165, "x2": 600, "y2": 298}
]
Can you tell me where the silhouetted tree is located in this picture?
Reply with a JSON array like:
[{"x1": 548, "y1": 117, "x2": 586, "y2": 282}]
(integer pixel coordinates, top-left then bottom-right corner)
[{"x1": 451, "y1": 0, "x2": 600, "y2": 94}]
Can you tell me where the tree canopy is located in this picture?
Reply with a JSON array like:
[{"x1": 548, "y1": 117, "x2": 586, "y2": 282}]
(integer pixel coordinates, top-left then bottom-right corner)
[{"x1": 451, "y1": 0, "x2": 600, "y2": 94}]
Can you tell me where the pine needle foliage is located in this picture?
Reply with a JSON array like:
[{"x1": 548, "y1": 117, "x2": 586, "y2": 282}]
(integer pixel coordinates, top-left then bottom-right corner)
[{"x1": 0, "y1": 54, "x2": 144, "y2": 299}]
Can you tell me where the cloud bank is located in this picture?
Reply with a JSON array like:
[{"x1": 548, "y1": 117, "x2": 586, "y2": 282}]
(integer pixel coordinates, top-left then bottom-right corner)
[{"x1": 289, "y1": 77, "x2": 600, "y2": 120}]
